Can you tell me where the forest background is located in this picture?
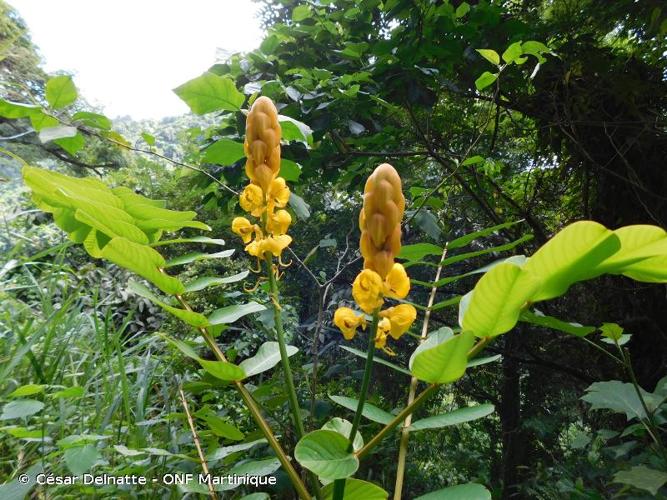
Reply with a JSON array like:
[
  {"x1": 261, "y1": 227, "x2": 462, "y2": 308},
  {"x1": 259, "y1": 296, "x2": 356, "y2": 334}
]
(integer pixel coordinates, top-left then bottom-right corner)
[{"x1": 1, "y1": 0, "x2": 666, "y2": 498}]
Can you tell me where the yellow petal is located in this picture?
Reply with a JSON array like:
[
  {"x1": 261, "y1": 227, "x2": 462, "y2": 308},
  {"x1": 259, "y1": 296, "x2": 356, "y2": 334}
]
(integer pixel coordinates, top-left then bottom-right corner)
[
  {"x1": 268, "y1": 209, "x2": 292, "y2": 236},
  {"x1": 239, "y1": 184, "x2": 265, "y2": 217},
  {"x1": 381, "y1": 304, "x2": 417, "y2": 340},
  {"x1": 263, "y1": 235, "x2": 292, "y2": 256},
  {"x1": 352, "y1": 269, "x2": 384, "y2": 314},
  {"x1": 333, "y1": 307, "x2": 365, "y2": 341},
  {"x1": 384, "y1": 263, "x2": 410, "y2": 299},
  {"x1": 268, "y1": 177, "x2": 290, "y2": 209},
  {"x1": 374, "y1": 318, "x2": 391, "y2": 349},
  {"x1": 231, "y1": 217, "x2": 254, "y2": 243}
]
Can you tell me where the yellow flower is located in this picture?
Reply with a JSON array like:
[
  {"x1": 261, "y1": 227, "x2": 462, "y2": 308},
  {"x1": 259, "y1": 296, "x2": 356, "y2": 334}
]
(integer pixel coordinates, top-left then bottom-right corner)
[
  {"x1": 352, "y1": 269, "x2": 384, "y2": 313},
  {"x1": 239, "y1": 184, "x2": 264, "y2": 216},
  {"x1": 359, "y1": 163, "x2": 405, "y2": 278},
  {"x1": 333, "y1": 307, "x2": 367, "y2": 340},
  {"x1": 384, "y1": 263, "x2": 410, "y2": 299},
  {"x1": 245, "y1": 235, "x2": 292, "y2": 258},
  {"x1": 268, "y1": 209, "x2": 291, "y2": 236},
  {"x1": 231, "y1": 217, "x2": 256, "y2": 244},
  {"x1": 263, "y1": 235, "x2": 292, "y2": 256},
  {"x1": 380, "y1": 304, "x2": 417, "y2": 340},
  {"x1": 268, "y1": 177, "x2": 290, "y2": 211},
  {"x1": 375, "y1": 317, "x2": 391, "y2": 349},
  {"x1": 245, "y1": 97, "x2": 281, "y2": 191}
]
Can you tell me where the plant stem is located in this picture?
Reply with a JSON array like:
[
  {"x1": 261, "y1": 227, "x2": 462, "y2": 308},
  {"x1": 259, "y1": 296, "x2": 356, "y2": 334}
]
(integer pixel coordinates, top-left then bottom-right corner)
[
  {"x1": 265, "y1": 255, "x2": 306, "y2": 439},
  {"x1": 394, "y1": 245, "x2": 448, "y2": 500},
  {"x1": 174, "y1": 294, "x2": 311, "y2": 499},
  {"x1": 356, "y1": 336, "x2": 493, "y2": 460},
  {"x1": 333, "y1": 312, "x2": 380, "y2": 500}
]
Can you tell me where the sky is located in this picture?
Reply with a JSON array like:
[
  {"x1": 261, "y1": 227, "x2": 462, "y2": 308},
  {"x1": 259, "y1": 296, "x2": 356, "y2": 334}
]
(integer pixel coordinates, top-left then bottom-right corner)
[{"x1": 9, "y1": 0, "x2": 264, "y2": 119}]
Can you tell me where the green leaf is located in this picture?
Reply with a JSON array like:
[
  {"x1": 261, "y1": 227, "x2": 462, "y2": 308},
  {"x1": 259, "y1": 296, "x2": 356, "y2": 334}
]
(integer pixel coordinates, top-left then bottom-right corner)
[
  {"x1": 467, "y1": 354, "x2": 502, "y2": 368},
  {"x1": 321, "y1": 478, "x2": 388, "y2": 499},
  {"x1": 522, "y1": 41, "x2": 549, "y2": 63},
  {"x1": 173, "y1": 72, "x2": 245, "y2": 114},
  {"x1": 279, "y1": 115, "x2": 313, "y2": 145},
  {"x1": 520, "y1": 309, "x2": 595, "y2": 337},
  {"x1": 239, "y1": 341, "x2": 298, "y2": 377},
  {"x1": 600, "y1": 322, "x2": 624, "y2": 342},
  {"x1": 46, "y1": 75, "x2": 77, "y2": 109},
  {"x1": 321, "y1": 418, "x2": 363, "y2": 452},
  {"x1": 203, "y1": 139, "x2": 245, "y2": 166},
  {"x1": 184, "y1": 271, "x2": 249, "y2": 293},
  {"x1": 613, "y1": 466, "x2": 667, "y2": 496},
  {"x1": 8, "y1": 385, "x2": 45, "y2": 398},
  {"x1": 329, "y1": 395, "x2": 395, "y2": 425},
  {"x1": 448, "y1": 220, "x2": 524, "y2": 250},
  {"x1": 54, "y1": 133, "x2": 85, "y2": 155},
  {"x1": 289, "y1": 193, "x2": 311, "y2": 219},
  {"x1": 0, "y1": 98, "x2": 39, "y2": 118},
  {"x1": 619, "y1": 255, "x2": 667, "y2": 283},
  {"x1": 199, "y1": 359, "x2": 246, "y2": 381},
  {"x1": 294, "y1": 430, "x2": 359, "y2": 480},
  {"x1": 202, "y1": 414, "x2": 244, "y2": 440},
  {"x1": 410, "y1": 330, "x2": 475, "y2": 384},
  {"x1": 64, "y1": 444, "x2": 100, "y2": 475},
  {"x1": 72, "y1": 111, "x2": 111, "y2": 130},
  {"x1": 208, "y1": 301, "x2": 266, "y2": 325},
  {"x1": 339, "y1": 345, "x2": 412, "y2": 376},
  {"x1": 151, "y1": 236, "x2": 226, "y2": 247},
  {"x1": 0, "y1": 463, "x2": 43, "y2": 500},
  {"x1": 280, "y1": 159, "x2": 302, "y2": 182},
  {"x1": 594, "y1": 225, "x2": 667, "y2": 277},
  {"x1": 502, "y1": 41, "x2": 524, "y2": 63},
  {"x1": 581, "y1": 381, "x2": 652, "y2": 420},
  {"x1": 415, "y1": 483, "x2": 491, "y2": 500},
  {"x1": 292, "y1": 4, "x2": 311, "y2": 21},
  {"x1": 160, "y1": 334, "x2": 201, "y2": 361},
  {"x1": 223, "y1": 458, "x2": 281, "y2": 489},
  {"x1": 523, "y1": 221, "x2": 620, "y2": 301},
  {"x1": 462, "y1": 155, "x2": 485, "y2": 166},
  {"x1": 101, "y1": 238, "x2": 185, "y2": 295},
  {"x1": 164, "y1": 249, "x2": 234, "y2": 268},
  {"x1": 455, "y1": 2, "x2": 470, "y2": 18},
  {"x1": 475, "y1": 71, "x2": 497, "y2": 91},
  {"x1": 207, "y1": 438, "x2": 267, "y2": 461},
  {"x1": 38, "y1": 125, "x2": 77, "y2": 143},
  {"x1": 0, "y1": 400, "x2": 44, "y2": 420},
  {"x1": 410, "y1": 404, "x2": 494, "y2": 431},
  {"x1": 398, "y1": 243, "x2": 443, "y2": 261},
  {"x1": 128, "y1": 281, "x2": 209, "y2": 327},
  {"x1": 141, "y1": 132, "x2": 156, "y2": 146},
  {"x1": 476, "y1": 49, "x2": 500, "y2": 66},
  {"x1": 462, "y1": 263, "x2": 541, "y2": 337},
  {"x1": 413, "y1": 210, "x2": 442, "y2": 241},
  {"x1": 51, "y1": 386, "x2": 84, "y2": 399}
]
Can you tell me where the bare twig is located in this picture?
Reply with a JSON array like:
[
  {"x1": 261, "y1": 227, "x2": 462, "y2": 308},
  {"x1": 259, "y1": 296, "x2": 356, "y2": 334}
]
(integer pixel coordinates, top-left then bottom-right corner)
[{"x1": 178, "y1": 385, "x2": 217, "y2": 500}]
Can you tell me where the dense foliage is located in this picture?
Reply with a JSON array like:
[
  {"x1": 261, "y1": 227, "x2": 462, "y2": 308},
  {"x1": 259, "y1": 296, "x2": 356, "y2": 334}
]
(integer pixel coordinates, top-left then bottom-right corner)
[{"x1": 1, "y1": 0, "x2": 666, "y2": 499}]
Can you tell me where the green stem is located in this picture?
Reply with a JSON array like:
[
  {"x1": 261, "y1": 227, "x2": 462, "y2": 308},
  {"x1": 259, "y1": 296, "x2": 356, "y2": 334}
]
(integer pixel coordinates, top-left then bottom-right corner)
[
  {"x1": 333, "y1": 311, "x2": 380, "y2": 500},
  {"x1": 355, "y1": 336, "x2": 493, "y2": 460},
  {"x1": 175, "y1": 294, "x2": 311, "y2": 499},
  {"x1": 265, "y1": 255, "x2": 306, "y2": 439}
]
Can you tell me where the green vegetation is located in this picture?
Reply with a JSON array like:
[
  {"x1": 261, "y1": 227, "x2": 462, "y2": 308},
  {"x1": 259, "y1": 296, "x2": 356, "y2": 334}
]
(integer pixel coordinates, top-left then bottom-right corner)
[{"x1": 1, "y1": 0, "x2": 666, "y2": 498}]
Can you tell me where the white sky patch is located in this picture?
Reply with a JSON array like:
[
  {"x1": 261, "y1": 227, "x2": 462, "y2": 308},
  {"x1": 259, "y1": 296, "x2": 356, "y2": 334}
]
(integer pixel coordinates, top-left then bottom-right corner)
[{"x1": 9, "y1": 0, "x2": 264, "y2": 119}]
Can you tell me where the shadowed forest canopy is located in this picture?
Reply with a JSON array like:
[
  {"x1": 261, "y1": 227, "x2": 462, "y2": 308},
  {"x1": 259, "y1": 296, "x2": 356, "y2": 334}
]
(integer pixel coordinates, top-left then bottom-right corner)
[{"x1": 1, "y1": 0, "x2": 666, "y2": 499}]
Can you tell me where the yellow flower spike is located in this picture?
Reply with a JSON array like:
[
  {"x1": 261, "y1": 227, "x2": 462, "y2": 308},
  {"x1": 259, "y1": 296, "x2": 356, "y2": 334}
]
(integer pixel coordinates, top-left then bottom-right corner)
[
  {"x1": 333, "y1": 307, "x2": 367, "y2": 340},
  {"x1": 380, "y1": 304, "x2": 417, "y2": 340},
  {"x1": 244, "y1": 96, "x2": 282, "y2": 192},
  {"x1": 352, "y1": 269, "x2": 384, "y2": 314},
  {"x1": 374, "y1": 317, "x2": 391, "y2": 349},
  {"x1": 239, "y1": 184, "x2": 265, "y2": 216},
  {"x1": 268, "y1": 209, "x2": 292, "y2": 236},
  {"x1": 268, "y1": 177, "x2": 290, "y2": 211},
  {"x1": 231, "y1": 217, "x2": 255, "y2": 244},
  {"x1": 359, "y1": 163, "x2": 405, "y2": 278},
  {"x1": 383, "y1": 263, "x2": 411, "y2": 299}
]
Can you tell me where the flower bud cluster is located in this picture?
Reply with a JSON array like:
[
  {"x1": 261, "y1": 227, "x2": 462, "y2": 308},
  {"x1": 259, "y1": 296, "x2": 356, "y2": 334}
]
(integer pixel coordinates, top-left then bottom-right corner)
[
  {"x1": 231, "y1": 97, "x2": 292, "y2": 259},
  {"x1": 334, "y1": 163, "x2": 416, "y2": 353}
]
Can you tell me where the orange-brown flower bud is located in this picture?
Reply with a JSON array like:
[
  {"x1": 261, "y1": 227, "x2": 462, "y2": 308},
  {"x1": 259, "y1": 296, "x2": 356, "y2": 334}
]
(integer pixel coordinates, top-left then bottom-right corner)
[
  {"x1": 244, "y1": 96, "x2": 281, "y2": 192},
  {"x1": 359, "y1": 163, "x2": 405, "y2": 278}
]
